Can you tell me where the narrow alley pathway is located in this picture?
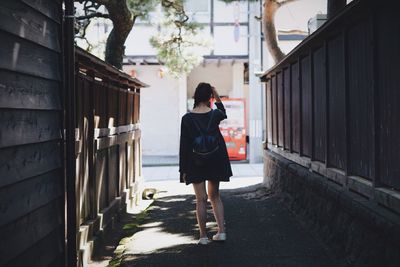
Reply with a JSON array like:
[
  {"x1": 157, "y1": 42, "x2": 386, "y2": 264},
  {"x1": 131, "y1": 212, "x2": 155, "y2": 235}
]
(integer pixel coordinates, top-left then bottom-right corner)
[{"x1": 115, "y1": 179, "x2": 343, "y2": 267}]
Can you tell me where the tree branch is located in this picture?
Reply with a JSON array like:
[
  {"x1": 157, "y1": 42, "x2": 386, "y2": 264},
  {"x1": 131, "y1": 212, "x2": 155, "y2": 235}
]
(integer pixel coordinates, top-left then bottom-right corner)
[
  {"x1": 277, "y1": 0, "x2": 298, "y2": 7},
  {"x1": 74, "y1": 0, "x2": 110, "y2": 4},
  {"x1": 75, "y1": 12, "x2": 110, "y2": 20}
]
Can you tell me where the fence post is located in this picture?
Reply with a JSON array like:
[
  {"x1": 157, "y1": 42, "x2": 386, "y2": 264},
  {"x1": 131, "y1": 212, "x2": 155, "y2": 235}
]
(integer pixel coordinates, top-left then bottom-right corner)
[
  {"x1": 310, "y1": 48, "x2": 315, "y2": 162},
  {"x1": 87, "y1": 70, "x2": 96, "y2": 219},
  {"x1": 371, "y1": 11, "x2": 380, "y2": 191},
  {"x1": 282, "y1": 70, "x2": 286, "y2": 150},
  {"x1": 275, "y1": 75, "x2": 278, "y2": 147},
  {"x1": 324, "y1": 41, "x2": 330, "y2": 168},
  {"x1": 298, "y1": 56, "x2": 303, "y2": 157},
  {"x1": 343, "y1": 28, "x2": 350, "y2": 188},
  {"x1": 289, "y1": 65, "x2": 293, "y2": 153}
]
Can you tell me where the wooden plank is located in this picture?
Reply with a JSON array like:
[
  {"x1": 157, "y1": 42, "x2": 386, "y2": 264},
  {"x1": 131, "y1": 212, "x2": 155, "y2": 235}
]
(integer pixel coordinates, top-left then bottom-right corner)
[
  {"x1": 277, "y1": 72, "x2": 284, "y2": 147},
  {"x1": 96, "y1": 149, "x2": 108, "y2": 211},
  {"x1": 0, "y1": 110, "x2": 61, "y2": 148},
  {"x1": 22, "y1": 0, "x2": 61, "y2": 23},
  {"x1": 283, "y1": 67, "x2": 291, "y2": 151},
  {"x1": 120, "y1": 143, "x2": 127, "y2": 193},
  {"x1": 127, "y1": 142, "x2": 134, "y2": 187},
  {"x1": 119, "y1": 90, "x2": 127, "y2": 126},
  {"x1": 327, "y1": 35, "x2": 346, "y2": 170},
  {"x1": 266, "y1": 79, "x2": 273, "y2": 144},
  {"x1": 376, "y1": 7, "x2": 400, "y2": 190},
  {"x1": 0, "y1": 141, "x2": 62, "y2": 187},
  {"x1": 133, "y1": 93, "x2": 139, "y2": 123},
  {"x1": 108, "y1": 86, "x2": 119, "y2": 128},
  {"x1": 3, "y1": 228, "x2": 63, "y2": 267},
  {"x1": 0, "y1": 199, "x2": 62, "y2": 265},
  {"x1": 301, "y1": 56, "x2": 312, "y2": 157},
  {"x1": 94, "y1": 82, "x2": 108, "y2": 129},
  {"x1": 108, "y1": 146, "x2": 119, "y2": 202},
  {"x1": 0, "y1": 69, "x2": 61, "y2": 110},
  {"x1": 87, "y1": 74, "x2": 96, "y2": 220},
  {"x1": 95, "y1": 132, "x2": 134, "y2": 151},
  {"x1": 312, "y1": 46, "x2": 327, "y2": 163},
  {"x1": 47, "y1": 255, "x2": 64, "y2": 267},
  {"x1": 291, "y1": 62, "x2": 300, "y2": 153},
  {"x1": 127, "y1": 93, "x2": 134, "y2": 125},
  {"x1": 0, "y1": 0, "x2": 60, "y2": 51},
  {"x1": 0, "y1": 169, "x2": 63, "y2": 227},
  {"x1": 0, "y1": 31, "x2": 61, "y2": 81},
  {"x1": 271, "y1": 75, "x2": 277, "y2": 145},
  {"x1": 347, "y1": 21, "x2": 375, "y2": 180}
]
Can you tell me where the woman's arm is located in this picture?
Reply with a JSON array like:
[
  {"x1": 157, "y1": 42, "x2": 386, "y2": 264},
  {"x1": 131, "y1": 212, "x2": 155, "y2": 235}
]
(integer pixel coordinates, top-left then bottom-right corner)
[
  {"x1": 212, "y1": 86, "x2": 222, "y2": 103},
  {"x1": 179, "y1": 118, "x2": 189, "y2": 182},
  {"x1": 212, "y1": 87, "x2": 227, "y2": 120}
]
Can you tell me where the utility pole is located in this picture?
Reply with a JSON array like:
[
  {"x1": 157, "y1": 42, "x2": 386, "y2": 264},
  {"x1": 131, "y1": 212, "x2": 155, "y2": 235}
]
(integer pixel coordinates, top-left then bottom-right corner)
[{"x1": 248, "y1": 0, "x2": 263, "y2": 163}]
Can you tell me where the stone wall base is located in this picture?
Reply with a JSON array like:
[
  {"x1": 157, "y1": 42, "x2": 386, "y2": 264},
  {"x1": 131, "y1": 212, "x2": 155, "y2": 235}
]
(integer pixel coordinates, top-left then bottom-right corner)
[{"x1": 264, "y1": 150, "x2": 400, "y2": 267}]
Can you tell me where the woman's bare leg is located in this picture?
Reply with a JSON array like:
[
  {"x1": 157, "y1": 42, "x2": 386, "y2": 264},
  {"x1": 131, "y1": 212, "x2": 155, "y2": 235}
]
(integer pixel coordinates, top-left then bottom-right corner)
[
  {"x1": 208, "y1": 181, "x2": 225, "y2": 233},
  {"x1": 192, "y1": 182, "x2": 208, "y2": 238}
]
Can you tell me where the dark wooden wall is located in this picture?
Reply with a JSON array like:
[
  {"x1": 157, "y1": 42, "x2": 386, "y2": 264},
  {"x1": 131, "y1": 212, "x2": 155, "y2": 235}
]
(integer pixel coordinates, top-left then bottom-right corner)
[
  {"x1": 262, "y1": 0, "x2": 400, "y2": 213},
  {"x1": 0, "y1": 0, "x2": 64, "y2": 266}
]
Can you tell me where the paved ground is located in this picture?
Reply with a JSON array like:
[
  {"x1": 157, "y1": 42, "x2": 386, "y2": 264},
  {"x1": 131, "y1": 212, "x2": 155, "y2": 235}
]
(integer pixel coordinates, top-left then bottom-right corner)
[
  {"x1": 115, "y1": 177, "x2": 343, "y2": 267},
  {"x1": 90, "y1": 165, "x2": 343, "y2": 267}
]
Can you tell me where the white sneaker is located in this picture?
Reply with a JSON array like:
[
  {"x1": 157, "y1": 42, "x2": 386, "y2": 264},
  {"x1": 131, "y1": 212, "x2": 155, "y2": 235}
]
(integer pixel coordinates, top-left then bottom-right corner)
[
  {"x1": 198, "y1": 237, "x2": 210, "y2": 245},
  {"x1": 212, "y1": 232, "x2": 226, "y2": 241}
]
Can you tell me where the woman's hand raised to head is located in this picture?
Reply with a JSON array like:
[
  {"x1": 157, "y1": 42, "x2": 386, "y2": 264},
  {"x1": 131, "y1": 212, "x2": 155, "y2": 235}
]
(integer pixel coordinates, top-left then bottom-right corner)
[{"x1": 211, "y1": 86, "x2": 221, "y2": 102}]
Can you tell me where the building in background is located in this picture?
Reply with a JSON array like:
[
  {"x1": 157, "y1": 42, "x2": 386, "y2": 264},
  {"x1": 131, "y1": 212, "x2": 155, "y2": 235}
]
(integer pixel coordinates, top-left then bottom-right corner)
[
  {"x1": 123, "y1": 0, "x2": 250, "y2": 160},
  {"x1": 78, "y1": 0, "x2": 327, "y2": 163}
]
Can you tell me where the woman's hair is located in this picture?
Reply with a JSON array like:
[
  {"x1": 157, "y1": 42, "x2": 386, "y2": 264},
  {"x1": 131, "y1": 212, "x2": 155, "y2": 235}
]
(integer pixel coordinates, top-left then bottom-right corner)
[{"x1": 193, "y1": 82, "x2": 212, "y2": 108}]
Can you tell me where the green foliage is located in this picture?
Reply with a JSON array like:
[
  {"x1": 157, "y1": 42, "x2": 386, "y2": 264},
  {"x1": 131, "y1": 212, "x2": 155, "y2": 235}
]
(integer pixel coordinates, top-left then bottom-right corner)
[
  {"x1": 149, "y1": 26, "x2": 212, "y2": 78},
  {"x1": 75, "y1": 0, "x2": 212, "y2": 76},
  {"x1": 127, "y1": 0, "x2": 158, "y2": 20},
  {"x1": 149, "y1": 1, "x2": 212, "y2": 78}
]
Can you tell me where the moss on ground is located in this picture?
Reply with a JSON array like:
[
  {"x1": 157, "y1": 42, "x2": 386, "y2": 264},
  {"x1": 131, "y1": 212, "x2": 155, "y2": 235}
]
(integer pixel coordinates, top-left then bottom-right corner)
[{"x1": 107, "y1": 208, "x2": 150, "y2": 267}]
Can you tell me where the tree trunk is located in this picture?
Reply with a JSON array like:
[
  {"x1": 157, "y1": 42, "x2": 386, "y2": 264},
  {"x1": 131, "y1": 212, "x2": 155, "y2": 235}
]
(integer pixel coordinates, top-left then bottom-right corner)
[
  {"x1": 327, "y1": 0, "x2": 347, "y2": 19},
  {"x1": 262, "y1": 0, "x2": 299, "y2": 64},
  {"x1": 263, "y1": 0, "x2": 285, "y2": 63},
  {"x1": 104, "y1": 0, "x2": 134, "y2": 69}
]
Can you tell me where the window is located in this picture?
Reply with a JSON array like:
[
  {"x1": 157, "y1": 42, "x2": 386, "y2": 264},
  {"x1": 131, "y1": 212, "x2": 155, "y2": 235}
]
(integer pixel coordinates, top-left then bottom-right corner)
[
  {"x1": 213, "y1": 26, "x2": 248, "y2": 55},
  {"x1": 214, "y1": 0, "x2": 248, "y2": 23},
  {"x1": 184, "y1": 0, "x2": 210, "y2": 13}
]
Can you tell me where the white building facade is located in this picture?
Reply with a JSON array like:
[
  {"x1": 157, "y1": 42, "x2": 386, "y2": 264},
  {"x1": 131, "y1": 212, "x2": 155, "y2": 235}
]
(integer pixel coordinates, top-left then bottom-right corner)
[{"x1": 123, "y1": 0, "x2": 252, "y2": 160}]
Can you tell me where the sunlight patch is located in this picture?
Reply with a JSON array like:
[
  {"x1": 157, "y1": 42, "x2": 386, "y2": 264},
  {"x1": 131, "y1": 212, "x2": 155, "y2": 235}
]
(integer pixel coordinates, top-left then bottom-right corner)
[{"x1": 124, "y1": 227, "x2": 196, "y2": 255}]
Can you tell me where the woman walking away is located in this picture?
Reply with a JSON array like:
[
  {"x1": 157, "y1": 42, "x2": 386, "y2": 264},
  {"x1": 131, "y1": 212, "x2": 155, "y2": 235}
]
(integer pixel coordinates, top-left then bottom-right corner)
[{"x1": 179, "y1": 82, "x2": 233, "y2": 245}]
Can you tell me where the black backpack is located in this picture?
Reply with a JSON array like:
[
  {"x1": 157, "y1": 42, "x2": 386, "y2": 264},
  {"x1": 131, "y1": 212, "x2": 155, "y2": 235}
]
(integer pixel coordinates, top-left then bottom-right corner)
[{"x1": 190, "y1": 110, "x2": 220, "y2": 166}]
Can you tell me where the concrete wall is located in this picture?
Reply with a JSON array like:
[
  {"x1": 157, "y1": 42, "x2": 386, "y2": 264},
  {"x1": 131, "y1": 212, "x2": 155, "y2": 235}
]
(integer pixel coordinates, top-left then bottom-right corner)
[
  {"x1": 187, "y1": 61, "x2": 248, "y2": 132},
  {"x1": 187, "y1": 62, "x2": 234, "y2": 99},
  {"x1": 123, "y1": 65, "x2": 186, "y2": 156}
]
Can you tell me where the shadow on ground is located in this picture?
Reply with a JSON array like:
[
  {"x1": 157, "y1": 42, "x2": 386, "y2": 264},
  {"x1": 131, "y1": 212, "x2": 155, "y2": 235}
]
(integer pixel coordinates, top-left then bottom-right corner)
[{"x1": 114, "y1": 185, "x2": 344, "y2": 267}]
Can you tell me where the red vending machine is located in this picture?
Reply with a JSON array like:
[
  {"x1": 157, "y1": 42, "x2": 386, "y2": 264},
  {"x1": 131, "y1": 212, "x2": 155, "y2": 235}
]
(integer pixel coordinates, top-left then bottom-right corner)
[{"x1": 214, "y1": 98, "x2": 247, "y2": 161}]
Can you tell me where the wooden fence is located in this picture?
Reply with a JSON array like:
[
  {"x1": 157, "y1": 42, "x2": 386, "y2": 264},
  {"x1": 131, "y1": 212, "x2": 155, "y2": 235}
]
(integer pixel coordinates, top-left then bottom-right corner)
[
  {"x1": 261, "y1": 0, "x2": 400, "y2": 214},
  {"x1": 75, "y1": 48, "x2": 146, "y2": 264}
]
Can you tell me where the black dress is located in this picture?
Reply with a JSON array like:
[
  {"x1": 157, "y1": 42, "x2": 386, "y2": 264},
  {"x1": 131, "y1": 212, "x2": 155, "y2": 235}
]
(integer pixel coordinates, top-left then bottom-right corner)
[{"x1": 179, "y1": 102, "x2": 233, "y2": 185}]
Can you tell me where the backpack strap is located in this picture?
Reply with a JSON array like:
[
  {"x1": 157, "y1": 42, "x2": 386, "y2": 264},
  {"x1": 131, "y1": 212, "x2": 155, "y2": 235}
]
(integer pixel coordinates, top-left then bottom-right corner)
[
  {"x1": 206, "y1": 110, "x2": 215, "y2": 132},
  {"x1": 190, "y1": 113, "x2": 203, "y2": 133}
]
